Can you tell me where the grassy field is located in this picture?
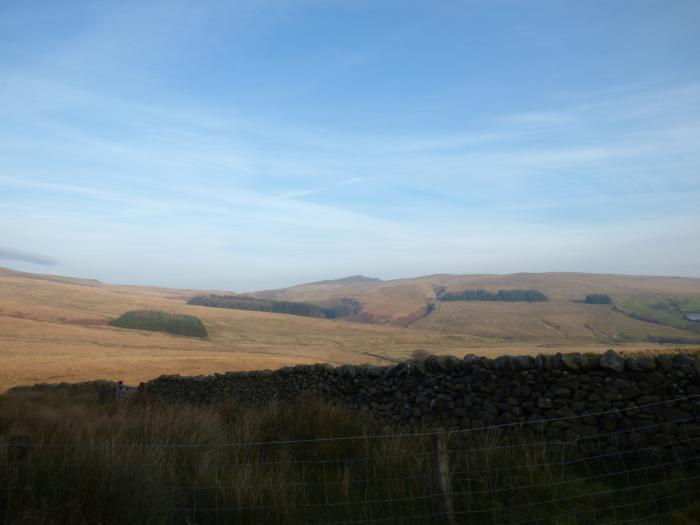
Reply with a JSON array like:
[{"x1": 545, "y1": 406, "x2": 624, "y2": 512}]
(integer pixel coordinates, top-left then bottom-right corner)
[
  {"x1": 0, "y1": 268, "x2": 478, "y2": 391},
  {"x1": 255, "y1": 271, "x2": 700, "y2": 330},
  {"x1": 0, "y1": 388, "x2": 698, "y2": 524},
  {"x1": 616, "y1": 297, "x2": 700, "y2": 331},
  {"x1": 411, "y1": 301, "x2": 698, "y2": 342},
  {"x1": 2, "y1": 267, "x2": 700, "y2": 391}
]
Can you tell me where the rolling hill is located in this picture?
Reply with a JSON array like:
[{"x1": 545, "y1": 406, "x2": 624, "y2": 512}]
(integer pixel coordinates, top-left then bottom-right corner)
[
  {"x1": 252, "y1": 272, "x2": 700, "y2": 340},
  {"x1": 0, "y1": 267, "x2": 475, "y2": 391},
  {"x1": 1, "y1": 267, "x2": 699, "y2": 391}
]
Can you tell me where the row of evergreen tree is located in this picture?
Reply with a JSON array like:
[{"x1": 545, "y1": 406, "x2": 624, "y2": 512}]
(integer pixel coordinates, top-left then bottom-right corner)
[
  {"x1": 436, "y1": 289, "x2": 613, "y2": 304},
  {"x1": 437, "y1": 289, "x2": 549, "y2": 302},
  {"x1": 109, "y1": 310, "x2": 208, "y2": 337},
  {"x1": 583, "y1": 294, "x2": 613, "y2": 304},
  {"x1": 321, "y1": 298, "x2": 363, "y2": 319},
  {"x1": 188, "y1": 295, "x2": 362, "y2": 320},
  {"x1": 188, "y1": 295, "x2": 325, "y2": 317}
]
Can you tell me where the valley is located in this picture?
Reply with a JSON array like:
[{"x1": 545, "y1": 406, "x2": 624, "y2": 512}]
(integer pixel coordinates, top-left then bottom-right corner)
[{"x1": 1, "y1": 267, "x2": 699, "y2": 391}]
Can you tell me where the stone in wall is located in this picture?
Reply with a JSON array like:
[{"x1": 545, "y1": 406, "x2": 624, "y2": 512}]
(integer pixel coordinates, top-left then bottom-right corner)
[{"x1": 146, "y1": 350, "x2": 700, "y2": 456}]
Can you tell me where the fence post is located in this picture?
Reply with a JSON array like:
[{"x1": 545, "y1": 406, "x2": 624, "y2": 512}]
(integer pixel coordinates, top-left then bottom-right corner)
[
  {"x1": 5, "y1": 435, "x2": 31, "y2": 524},
  {"x1": 432, "y1": 432, "x2": 457, "y2": 525}
]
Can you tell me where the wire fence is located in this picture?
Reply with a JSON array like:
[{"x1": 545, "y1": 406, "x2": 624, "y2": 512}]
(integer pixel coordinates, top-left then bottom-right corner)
[{"x1": 1, "y1": 396, "x2": 699, "y2": 524}]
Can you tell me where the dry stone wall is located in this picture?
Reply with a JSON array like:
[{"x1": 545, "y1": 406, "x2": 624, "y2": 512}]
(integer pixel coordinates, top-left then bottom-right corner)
[{"x1": 147, "y1": 350, "x2": 700, "y2": 452}]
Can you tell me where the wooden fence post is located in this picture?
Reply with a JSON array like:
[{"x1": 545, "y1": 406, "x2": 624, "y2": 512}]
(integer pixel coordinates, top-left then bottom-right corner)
[
  {"x1": 432, "y1": 432, "x2": 457, "y2": 525},
  {"x1": 5, "y1": 435, "x2": 31, "y2": 524}
]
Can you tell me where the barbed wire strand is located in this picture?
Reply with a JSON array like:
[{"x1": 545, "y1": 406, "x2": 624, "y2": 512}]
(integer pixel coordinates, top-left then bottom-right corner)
[{"x1": 5, "y1": 394, "x2": 697, "y2": 450}]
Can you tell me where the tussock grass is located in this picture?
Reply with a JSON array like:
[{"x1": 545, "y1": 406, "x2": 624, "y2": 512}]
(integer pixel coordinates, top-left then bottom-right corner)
[
  {"x1": 621, "y1": 347, "x2": 700, "y2": 358},
  {"x1": 0, "y1": 389, "x2": 698, "y2": 524}
]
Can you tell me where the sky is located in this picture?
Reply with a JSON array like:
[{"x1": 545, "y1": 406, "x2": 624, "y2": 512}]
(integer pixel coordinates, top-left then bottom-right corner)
[{"x1": 1, "y1": 0, "x2": 699, "y2": 291}]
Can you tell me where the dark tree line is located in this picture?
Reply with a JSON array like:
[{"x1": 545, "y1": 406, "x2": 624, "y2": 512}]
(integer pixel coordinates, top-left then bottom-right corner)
[
  {"x1": 188, "y1": 295, "x2": 362, "y2": 320},
  {"x1": 109, "y1": 310, "x2": 208, "y2": 338},
  {"x1": 188, "y1": 295, "x2": 325, "y2": 318},
  {"x1": 432, "y1": 286, "x2": 447, "y2": 297},
  {"x1": 437, "y1": 289, "x2": 548, "y2": 302},
  {"x1": 584, "y1": 294, "x2": 613, "y2": 305},
  {"x1": 321, "y1": 298, "x2": 363, "y2": 319}
]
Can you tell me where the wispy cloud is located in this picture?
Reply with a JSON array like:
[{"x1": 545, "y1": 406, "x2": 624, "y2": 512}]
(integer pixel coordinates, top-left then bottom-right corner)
[
  {"x1": 0, "y1": 246, "x2": 58, "y2": 266},
  {"x1": 339, "y1": 177, "x2": 367, "y2": 185},
  {"x1": 1, "y1": 1, "x2": 699, "y2": 287},
  {"x1": 278, "y1": 188, "x2": 324, "y2": 199},
  {"x1": 499, "y1": 111, "x2": 576, "y2": 126}
]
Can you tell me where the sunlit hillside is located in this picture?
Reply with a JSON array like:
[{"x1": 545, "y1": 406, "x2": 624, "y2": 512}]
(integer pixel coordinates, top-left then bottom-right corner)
[
  {"x1": 254, "y1": 272, "x2": 700, "y2": 335},
  {"x1": 2, "y1": 267, "x2": 699, "y2": 391}
]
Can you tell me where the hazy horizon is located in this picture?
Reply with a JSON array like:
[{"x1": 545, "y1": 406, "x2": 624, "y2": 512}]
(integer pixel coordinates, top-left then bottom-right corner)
[
  {"x1": 4, "y1": 263, "x2": 700, "y2": 295},
  {"x1": 2, "y1": 1, "x2": 699, "y2": 290}
]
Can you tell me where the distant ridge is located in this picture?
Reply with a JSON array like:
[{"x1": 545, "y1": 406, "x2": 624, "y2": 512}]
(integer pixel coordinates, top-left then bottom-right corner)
[
  {"x1": 3, "y1": 266, "x2": 700, "y2": 348},
  {"x1": 0, "y1": 266, "x2": 102, "y2": 287},
  {"x1": 251, "y1": 271, "x2": 700, "y2": 335},
  {"x1": 302, "y1": 275, "x2": 383, "y2": 287}
]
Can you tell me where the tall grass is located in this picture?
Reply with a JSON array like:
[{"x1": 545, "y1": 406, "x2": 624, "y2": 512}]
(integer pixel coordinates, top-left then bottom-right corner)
[
  {"x1": 109, "y1": 310, "x2": 208, "y2": 338},
  {"x1": 0, "y1": 389, "x2": 698, "y2": 524}
]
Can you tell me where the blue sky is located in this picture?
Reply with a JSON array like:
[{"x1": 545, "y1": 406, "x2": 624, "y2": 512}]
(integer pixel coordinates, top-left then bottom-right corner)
[{"x1": 1, "y1": 0, "x2": 699, "y2": 290}]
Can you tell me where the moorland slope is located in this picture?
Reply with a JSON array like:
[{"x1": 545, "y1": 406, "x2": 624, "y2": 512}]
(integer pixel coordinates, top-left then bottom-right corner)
[
  {"x1": 2, "y1": 267, "x2": 699, "y2": 390},
  {"x1": 253, "y1": 272, "x2": 700, "y2": 339},
  {"x1": 0, "y1": 268, "x2": 473, "y2": 390}
]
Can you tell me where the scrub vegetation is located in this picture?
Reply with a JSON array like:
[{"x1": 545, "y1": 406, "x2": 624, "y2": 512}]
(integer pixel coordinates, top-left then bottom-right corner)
[{"x1": 0, "y1": 388, "x2": 698, "y2": 524}]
